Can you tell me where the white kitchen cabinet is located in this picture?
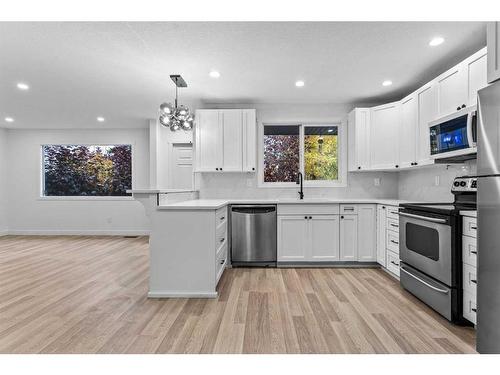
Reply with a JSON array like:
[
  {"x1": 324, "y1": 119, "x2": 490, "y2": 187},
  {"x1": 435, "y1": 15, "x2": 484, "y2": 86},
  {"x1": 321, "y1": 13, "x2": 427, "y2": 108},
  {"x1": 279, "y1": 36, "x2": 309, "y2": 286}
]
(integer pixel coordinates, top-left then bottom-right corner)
[
  {"x1": 436, "y1": 64, "x2": 467, "y2": 118},
  {"x1": 399, "y1": 93, "x2": 418, "y2": 168},
  {"x1": 340, "y1": 214, "x2": 358, "y2": 261},
  {"x1": 310, "y1": 215, "x2": 340, "y2": 261},
  {"x1": 242, "y1": 109, "x2": 257, "y2": 172},
  {"x1": 195, "y1": 109, "x2": 256, "y2": 173},
  {"x1": 277, "y1": 215, "x2": 309, "y2": 261},
  {"x1": 487, "y1": 22, "x2": 500, "y2": 84},
  {"x1": 465, "y1": 48, "x2": 488, "y2": 106},
  {"x1": 416, "y1": 82, "x2": 438, "y2": 166},
  {"x1": 195, "y1": 110, "x2": 222, "y2": 172},
  {"x1": 357, "y1": 204, "x2": 377, "y2": 261},
  {"x1": 370, "y1": 102, "x2": 400, "y2": 170},
  {"x1": 376, "y1": 205, "x2": 387, "y2": 267},
  {"x1": 348, "y1": 108, "x2": 370, "y2": 171}
]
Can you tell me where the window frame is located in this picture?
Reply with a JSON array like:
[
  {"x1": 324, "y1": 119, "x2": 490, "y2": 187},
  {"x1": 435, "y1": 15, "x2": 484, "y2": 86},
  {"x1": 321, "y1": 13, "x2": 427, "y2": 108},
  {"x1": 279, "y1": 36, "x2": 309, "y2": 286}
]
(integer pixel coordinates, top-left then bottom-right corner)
[
  {"x1": 258, "y1": 121, "x2": 347, "y2": 188},
  {"x1": 39, "y1": 143, "x2": 135, "y2": 200}
]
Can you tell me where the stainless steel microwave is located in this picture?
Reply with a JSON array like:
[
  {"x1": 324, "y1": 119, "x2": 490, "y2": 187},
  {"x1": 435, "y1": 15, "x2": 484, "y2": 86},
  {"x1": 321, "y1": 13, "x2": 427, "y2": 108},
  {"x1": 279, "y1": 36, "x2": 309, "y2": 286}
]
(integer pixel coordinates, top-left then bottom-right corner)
[{"x1": 429, "y1": 105, "x2": 477, "y2": 160}]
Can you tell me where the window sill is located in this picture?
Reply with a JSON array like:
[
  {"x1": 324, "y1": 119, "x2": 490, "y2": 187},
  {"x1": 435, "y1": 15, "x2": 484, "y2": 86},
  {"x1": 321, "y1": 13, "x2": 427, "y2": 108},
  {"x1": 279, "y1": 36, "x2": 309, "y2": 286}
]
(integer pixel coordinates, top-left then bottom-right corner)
[{"x1": 38, "y1": 196, "x2": 134, "y2": 202}]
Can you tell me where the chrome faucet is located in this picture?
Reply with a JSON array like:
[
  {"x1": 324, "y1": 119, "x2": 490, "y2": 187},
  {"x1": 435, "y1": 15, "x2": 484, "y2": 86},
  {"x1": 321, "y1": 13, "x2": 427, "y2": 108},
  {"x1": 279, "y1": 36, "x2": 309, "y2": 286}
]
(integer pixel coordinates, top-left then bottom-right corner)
[{"x1": 296, "y1": 172, "x2": 304, "y2": 200}]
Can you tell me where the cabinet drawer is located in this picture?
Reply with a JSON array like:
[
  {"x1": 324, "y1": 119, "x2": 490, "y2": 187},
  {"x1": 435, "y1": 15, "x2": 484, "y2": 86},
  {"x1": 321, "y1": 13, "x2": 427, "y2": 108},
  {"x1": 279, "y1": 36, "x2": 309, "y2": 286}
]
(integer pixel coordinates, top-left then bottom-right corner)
[
  {"x1": 462, "y1": 216, "x2": 477, "y2": 238},
  {"x1": 216, "y1": 206, "x2": 228, "y2": 227},
  {"x1": 463, "y1": 291, "x2": 477, "y2": 325},
  {"x1": 277, "y1": 204, "x2": 339, "y2": 215},
  {"x1": 340, "y1": 204, "x2": 358, "y2": 215},
  {"x1": 386, "y1": 251, "x2": 400, "y2": 277},
  {"x1": 216, "y1": 223, "x2": 227, "y2": 251},
  {"x1": 216, "y1": 243, "x2": 227, "y2": 284},
  {"x1": 386, "y1": 217, "x2": 400, "y2": 233},
  {"x1": 463, "y1": 263, "x2": 477, "y2": 296},
  {"x1": 462, "y1": 235, "x2": 477, "y2": 267},
  {"x1": 386, "y1": 230, "x2": 400, "y2": 253},
  {"x1": 386, "y1": 206, "x2": 400, "y2": 220}
]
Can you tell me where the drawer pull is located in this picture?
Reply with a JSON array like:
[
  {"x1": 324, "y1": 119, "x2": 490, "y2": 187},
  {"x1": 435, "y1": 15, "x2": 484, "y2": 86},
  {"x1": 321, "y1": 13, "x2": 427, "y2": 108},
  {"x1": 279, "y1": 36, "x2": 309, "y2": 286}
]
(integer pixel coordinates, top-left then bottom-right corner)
[
  {"x1": 390, "y1": 260, "x2": 399, "y2": 266},
  {"x1": 470, "y1": 226, "x2": 477, "y2": 230},
  {"x1": 400, "y1": 267, "x2": 449, "y2": 294},
  {"x1": 343, "y1": 207, "x2": 355, "y2": 211},
  {"x1": 390, "y1": 223, "x2": 399, "y2": 228},
  {"x1": 220, "y1": 216, "x2": 225, "y2": 221},
  {"x1": 471, "y1": 279, "x2": 477, "y2": 284},
  {"x1": 472, "y1": 308, "x2": 477, "y2": 313},
  {"x1": 390, "y1": 240, "x2": 399, "y2": 245},
  {"x1": 220, "y1": 237, "x2": 225, "y2": 243},
  {"x1": 220, "y1": 259, "x2": 225, "y2": 265}
]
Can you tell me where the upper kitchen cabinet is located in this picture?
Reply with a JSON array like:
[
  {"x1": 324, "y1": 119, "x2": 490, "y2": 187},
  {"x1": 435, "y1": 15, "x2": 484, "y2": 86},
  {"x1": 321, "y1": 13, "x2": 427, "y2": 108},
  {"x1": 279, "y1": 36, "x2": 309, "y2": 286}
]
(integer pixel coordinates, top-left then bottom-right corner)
[
  {"x1": 435, "y1": 63, "x2": 467, "y2": 118},
  {"x1": 416, "y1": 82, "x2": 438, "y2": 166},
  {"x1": 369, "y1": 102, "x2": 400, "y2": 170},
  {"x1": 464, "y1": 48, "x2": 488, "y2": 106},
  {"x1": 487, "y1": 22, "x2": 500, "y2": 84},
  {"x1": 195, "y1": 109, "x2": 256, "y2": 173},
  {"x1": 348, "y1": 108, "x2": 370, "y2": 171},
  {"x1": 399, "y1": 93, "x2": 418, "y2": 168}
]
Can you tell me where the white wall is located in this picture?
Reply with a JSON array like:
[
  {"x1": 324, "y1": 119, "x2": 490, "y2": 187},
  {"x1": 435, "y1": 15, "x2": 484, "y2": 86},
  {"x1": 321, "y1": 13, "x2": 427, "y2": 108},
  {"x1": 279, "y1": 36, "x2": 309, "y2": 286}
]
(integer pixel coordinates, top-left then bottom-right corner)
[
  {"x1": 197, "y1": 103, "x2": 399, "y2": 199},
  {"x1": 398, "y1": 161, "x2": 476, "y2": 202},
  {"x1": 0, "y1": 129, "x2": 8, "y2": 235},
  {"x1": 5, "y1": 128, "x2": 151, "y2": 235}
]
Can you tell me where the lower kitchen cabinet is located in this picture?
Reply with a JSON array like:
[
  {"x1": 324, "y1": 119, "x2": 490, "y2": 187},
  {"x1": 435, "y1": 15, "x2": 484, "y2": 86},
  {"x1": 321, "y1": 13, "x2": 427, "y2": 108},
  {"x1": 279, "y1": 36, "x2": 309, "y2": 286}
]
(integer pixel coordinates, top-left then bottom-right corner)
[
  {"x1": 277, "y1": 215, "x2": 309, "y2": 261},
  {"x1": 377, "y1": 204, "x2": 401, "y2": 277},
  {"x1": 376, "y1": 205, "x2": 387, "y2": 266},
  {"x1": 357, "y1": 204, "x2": 377, "y2": 261},
  {"x1": 340, "y1": 214, "x2": 358, "y2": 261},
  {"x1": 310, "y1": 215, "x2": 340, "y2": 261}
]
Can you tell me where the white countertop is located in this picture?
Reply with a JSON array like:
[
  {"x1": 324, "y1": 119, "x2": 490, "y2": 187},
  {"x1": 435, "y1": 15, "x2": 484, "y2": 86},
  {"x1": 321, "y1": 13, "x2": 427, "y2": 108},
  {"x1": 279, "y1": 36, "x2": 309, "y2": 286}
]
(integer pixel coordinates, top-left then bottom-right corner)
[
  {"x1": 460, "y1": 210, "x2": 477, "y2": 218},
  {"x1": 156, "y1": 198, "x2": 414, "y2": 210}
]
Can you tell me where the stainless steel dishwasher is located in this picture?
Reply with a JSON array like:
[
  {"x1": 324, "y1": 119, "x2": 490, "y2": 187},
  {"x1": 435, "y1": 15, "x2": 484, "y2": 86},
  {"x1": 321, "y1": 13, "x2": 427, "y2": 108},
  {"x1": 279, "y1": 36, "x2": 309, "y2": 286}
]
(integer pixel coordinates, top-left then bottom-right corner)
[{"x1": 230, "y1": 205, "x2": 277, "y2": 267}]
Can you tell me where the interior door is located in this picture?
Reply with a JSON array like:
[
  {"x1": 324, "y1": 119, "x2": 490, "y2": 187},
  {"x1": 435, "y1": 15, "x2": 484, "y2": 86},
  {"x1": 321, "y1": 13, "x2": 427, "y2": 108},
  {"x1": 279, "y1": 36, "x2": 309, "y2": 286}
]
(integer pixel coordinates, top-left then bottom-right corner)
[
  {"x1": 309, "y1": 215, "x2": 340, "y2": 261},
  {"x1": 399, "y1": 94, "x2": 417, "y2": 167},
  {"x1": 169, "y1": 143, "x2": 193, "y2": 189},
  {"x1": 340, "y1": 214, "x2": 358, "y2": 261},
  {"x1": 277, "y1": 216, "x2": 308, "y2": 261},
  {"x1": 221, "y1": 110, "x2": 243, "y2": 171}
]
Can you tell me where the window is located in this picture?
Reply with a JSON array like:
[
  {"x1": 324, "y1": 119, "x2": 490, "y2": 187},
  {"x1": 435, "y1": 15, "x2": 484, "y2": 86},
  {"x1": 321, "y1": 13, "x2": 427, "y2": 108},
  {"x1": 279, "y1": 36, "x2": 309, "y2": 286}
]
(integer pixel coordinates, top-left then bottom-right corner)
[
  {"x1": 261, "y1": 123, "x2": 343, "y2": 187},
  {"x1": 42, "y1": 144, "x2": 132, "y2": 197}
]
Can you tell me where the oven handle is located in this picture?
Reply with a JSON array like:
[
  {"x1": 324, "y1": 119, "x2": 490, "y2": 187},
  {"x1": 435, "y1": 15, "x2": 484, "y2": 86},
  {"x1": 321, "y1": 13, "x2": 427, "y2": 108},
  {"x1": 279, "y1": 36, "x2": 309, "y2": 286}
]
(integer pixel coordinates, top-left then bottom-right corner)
[
  {"x1": 398, "y1": 212, "x2": 447, "y2": 224},
  {"x1": 400, "y1": 267, "x2": 450, "y2": 294}
]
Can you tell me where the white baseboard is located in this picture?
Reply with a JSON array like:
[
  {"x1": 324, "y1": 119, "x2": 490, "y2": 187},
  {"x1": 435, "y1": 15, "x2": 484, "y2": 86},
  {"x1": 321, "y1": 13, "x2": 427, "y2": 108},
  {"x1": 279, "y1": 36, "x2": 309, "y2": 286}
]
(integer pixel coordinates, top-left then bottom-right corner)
[
  {"x1": 148, "y1": 291, "x2": 218, "y2": 299},
  {"x1": 5, "y1": 229, "x2": 150, "y2": 236}
]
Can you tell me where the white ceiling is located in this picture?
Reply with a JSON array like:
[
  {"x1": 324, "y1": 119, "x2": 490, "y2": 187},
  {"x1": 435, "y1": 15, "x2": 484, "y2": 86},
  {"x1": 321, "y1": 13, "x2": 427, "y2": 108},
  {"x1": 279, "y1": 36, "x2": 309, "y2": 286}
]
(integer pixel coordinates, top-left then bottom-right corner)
[{"x1": 0, "y1": 22, "x2": 486, "y2": 129}]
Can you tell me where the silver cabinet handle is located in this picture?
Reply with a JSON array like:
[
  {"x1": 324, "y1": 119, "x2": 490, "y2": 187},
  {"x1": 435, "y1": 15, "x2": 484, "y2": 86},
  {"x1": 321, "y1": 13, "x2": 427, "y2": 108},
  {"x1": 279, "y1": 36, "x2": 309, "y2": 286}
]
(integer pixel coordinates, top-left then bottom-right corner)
[
  {"x1": 398, "y1": 212, "x2": 447, "y2": 224},
  {"x1": 400, "y1": 267, "x2": 449, "y2": 294}
]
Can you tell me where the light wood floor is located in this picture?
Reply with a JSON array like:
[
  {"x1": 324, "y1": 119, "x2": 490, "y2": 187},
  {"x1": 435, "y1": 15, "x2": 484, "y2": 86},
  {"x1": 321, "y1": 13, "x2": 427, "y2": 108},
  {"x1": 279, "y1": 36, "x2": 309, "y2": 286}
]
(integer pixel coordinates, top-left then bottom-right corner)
[{"x1": 0, "y1": 235, "x2": 476, "y2": 354}]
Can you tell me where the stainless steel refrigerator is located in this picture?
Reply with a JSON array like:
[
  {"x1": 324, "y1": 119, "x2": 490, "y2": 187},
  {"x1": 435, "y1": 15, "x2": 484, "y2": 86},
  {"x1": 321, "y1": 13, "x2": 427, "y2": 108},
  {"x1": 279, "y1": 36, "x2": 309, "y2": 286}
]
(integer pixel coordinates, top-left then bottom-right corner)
[{"x1": 476, "y1": 83, "x2": 500, "y2": 353}]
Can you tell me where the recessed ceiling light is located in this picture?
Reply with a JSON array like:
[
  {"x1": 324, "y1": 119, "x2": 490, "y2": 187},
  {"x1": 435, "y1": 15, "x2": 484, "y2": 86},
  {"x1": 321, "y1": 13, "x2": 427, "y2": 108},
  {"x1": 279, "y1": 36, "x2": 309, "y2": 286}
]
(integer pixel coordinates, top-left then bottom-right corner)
[
  {"x1": 97, "y1": 117, "x2": 105, "y2": 122},
  {"x1": 382, "y1": 80, "x2": 393, "y2": 87},
  {"x1": 209, "y1": 71, "x2": 220, "y2": 78},
  {"x1": 295, "y1": 80, "x2": 305, "y2": 87},
  {"x1": 429, "y1": 37, "x2": 445, "y2": 47},
  {"x1": 16, "y1": 82, "x2": 29, "y2": 90},
  {"x1": 4, "y1": 117, "x2": 14, "y2": 123}
]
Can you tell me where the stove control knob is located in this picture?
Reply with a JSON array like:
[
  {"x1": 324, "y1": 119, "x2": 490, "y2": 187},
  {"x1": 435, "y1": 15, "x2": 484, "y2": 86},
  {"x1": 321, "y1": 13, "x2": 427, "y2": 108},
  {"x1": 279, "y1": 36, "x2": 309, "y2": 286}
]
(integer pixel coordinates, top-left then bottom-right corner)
[{"x1": 460, "y1": 181, "x2": 467, "y2": 187}]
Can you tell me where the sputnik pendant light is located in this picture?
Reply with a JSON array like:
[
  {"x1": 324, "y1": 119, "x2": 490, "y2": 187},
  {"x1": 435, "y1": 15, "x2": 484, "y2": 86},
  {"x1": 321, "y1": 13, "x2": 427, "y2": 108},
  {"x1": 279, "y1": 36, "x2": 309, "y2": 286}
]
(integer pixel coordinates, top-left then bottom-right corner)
[{"x1": 159, "y1": 75, "x2": 194, "y2": 131}]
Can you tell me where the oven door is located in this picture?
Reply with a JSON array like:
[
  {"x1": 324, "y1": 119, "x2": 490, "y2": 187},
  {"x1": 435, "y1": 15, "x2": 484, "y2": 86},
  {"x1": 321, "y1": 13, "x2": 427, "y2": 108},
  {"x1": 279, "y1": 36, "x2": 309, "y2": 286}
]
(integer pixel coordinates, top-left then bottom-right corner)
[{"x1": 399, "y1": 210, "x2": 453, "y2": 286}]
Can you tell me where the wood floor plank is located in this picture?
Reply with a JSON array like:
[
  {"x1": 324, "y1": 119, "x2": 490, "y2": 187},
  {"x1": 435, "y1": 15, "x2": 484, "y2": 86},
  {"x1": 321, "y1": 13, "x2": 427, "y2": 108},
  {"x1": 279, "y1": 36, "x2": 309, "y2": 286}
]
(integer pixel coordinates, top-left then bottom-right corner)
[{"x1": 0, "y1": 235, "x2": 477, "y2": 354}]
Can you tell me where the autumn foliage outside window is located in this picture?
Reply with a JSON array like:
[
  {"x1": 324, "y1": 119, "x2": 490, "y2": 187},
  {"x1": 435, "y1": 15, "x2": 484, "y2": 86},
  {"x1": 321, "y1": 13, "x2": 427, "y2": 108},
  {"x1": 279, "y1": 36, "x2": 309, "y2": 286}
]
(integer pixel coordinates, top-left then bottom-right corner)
[
  {"x1": 42, "y1": 145, "x2": 132, "y2": 196},
  {"x1": 264, "y1": 125, "x2": 300, "y2": 182}
]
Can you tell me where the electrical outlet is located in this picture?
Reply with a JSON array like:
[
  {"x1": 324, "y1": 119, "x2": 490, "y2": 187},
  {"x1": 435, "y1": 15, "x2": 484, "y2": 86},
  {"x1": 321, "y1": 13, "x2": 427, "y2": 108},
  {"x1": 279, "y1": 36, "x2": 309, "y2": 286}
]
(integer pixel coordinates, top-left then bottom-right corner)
[
  {"x1": 434, "y1": 175, "x2": 440, "y2": 186},
  {"x1": 374, "y1": 178, "x2": 381, "y2": 187},
  {"x1": 246, "y1": 178, "x2": 253, "y2": 188}
]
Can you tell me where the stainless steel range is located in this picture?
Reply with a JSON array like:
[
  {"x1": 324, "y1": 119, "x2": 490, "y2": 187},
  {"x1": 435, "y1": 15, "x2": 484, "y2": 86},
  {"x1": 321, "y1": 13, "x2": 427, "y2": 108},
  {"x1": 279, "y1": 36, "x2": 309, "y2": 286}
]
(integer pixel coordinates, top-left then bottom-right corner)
[{"x1": 398, "y1": 176, "x2": 477, "y2": 323}]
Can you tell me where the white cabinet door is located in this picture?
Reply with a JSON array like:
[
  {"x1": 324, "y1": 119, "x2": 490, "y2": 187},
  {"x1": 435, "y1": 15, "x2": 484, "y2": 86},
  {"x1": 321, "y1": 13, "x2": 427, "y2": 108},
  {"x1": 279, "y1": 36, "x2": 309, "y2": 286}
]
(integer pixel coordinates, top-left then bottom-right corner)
[
  {"x1": 370, "y1": 102, "x2": 400, "y2": 170},
  {"x1": 195, "y1": 110, "x2": 222, "y2": 172},
  {"x1": 340, "y1": 214, "x2": 358, "y2": 261},
  {"x1": 221, "y1": 110, "x2": 243, "y2": 172},
  {"x1": 348, "y1": 108, "x2": 370, "y2": 171},
  {"x1": 436, "y1": 64, "x2": 467, "y2": 117},
  {"x1": 399, "y1": 94, "x2": 417, "y2": 168},
  {"x1": 357, "y1": 205, "x2": 376, "y2": 261},
  {"x1": 487, "y1": 22, "x2": 500, "y2": 84},
  {"x1": 416, "y1": 82, "x2": 438, "y2": 166},
  {"x1": 376, "y1": 205, "x2": 387, "y2": 266},
  {"x1": 310, "y1": 215, "x2": 340, "y2": 261},
  {"x1": 242, "y1": 109, "x2": 257, "y2": 172},
  {"x1": 465, "y1": 48, "x2": 488, "y2": 107},
  {"x1": 278, "y1": 216, "x2": 309, "y2": 261}
]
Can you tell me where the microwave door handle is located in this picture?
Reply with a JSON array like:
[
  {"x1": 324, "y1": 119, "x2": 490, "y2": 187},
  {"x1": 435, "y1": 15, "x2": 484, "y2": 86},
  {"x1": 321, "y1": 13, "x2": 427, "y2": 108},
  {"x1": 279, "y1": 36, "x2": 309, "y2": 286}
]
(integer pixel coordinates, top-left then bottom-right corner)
[
  {"x1": 400, "y1": 267, "x2": 450, "y2": 294},
  {"x1": 467, "y1": 111, "x2": 475, "y2": 147},
  {"x1": 398, "y1": 212, "x2": 447, "y2": 224}
]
